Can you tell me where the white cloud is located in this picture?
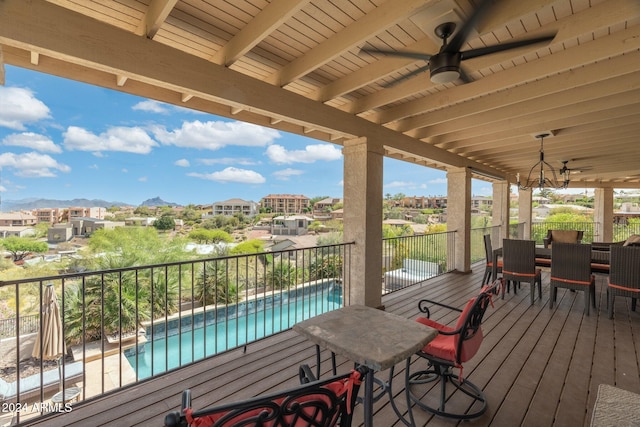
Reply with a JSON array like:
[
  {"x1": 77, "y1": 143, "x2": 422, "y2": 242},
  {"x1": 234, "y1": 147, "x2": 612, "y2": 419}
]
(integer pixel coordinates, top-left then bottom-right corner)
[
  {"x1": 138, "y1": 176, "x2": 148, "y2": 182},
  {"x1": 265, "y1": 143, "x2": 342, "y2": 164},
  {"x1": 384, "y1": 181, "x2": 427, "y2": 190},
  {"x1": 132, "y1": 100, "x2": 170, "y2": 114},
  {"x1": 273, "y1": 168, "x2": 304, "y2": 180},
  {"x1": 63, "y1": 126, "x2": 158, "y2": 154},
  {"x1": 2, "y1": 132, "x2": 62, "y2": 153},
  {"x1": 175, "y1": 159, "x2": 190, "y2": 167},
  {"x1": 198, "y1": 157, "x2": 258, "y2": 166},
  {"x1": 0, "y1": 185, "x2": 6, "y2": 192},
  {"x1": 152, "y1": 120, "x2": 280, "y2": 150},
  {"x1": 428, "y1": 178, "x2": 447, "y2": 184},
  {"x1": 0, "y1": 87, "x2": 51, "y2": 130},
  {"x1": 188, "y1": 167, "x2": 266, "y2": 184},
  {"x1": 0, "y1": 151, "x2": 71, "y2": 177}
]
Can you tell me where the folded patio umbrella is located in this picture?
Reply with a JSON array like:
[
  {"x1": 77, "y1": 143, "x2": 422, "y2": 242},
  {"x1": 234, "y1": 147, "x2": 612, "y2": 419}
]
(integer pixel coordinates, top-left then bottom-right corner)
[{"x1": 32, "y1": 283, "x2": 66, "y2": 391}]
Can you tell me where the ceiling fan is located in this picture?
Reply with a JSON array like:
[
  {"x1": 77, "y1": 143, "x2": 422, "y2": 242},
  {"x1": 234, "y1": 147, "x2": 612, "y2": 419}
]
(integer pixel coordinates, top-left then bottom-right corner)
[{"x1": 360, "y1": 0, "x2": 556, "y2": 85}]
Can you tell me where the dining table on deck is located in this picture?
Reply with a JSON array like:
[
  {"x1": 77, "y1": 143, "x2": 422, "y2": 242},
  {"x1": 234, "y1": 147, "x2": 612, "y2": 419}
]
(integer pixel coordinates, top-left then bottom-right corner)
[
  {"x1": 491, "y1": 245, "x2": 611, "y2": 281},
  {"x1": 292, "y1": 304, "x2": 438, "y2": 427}
]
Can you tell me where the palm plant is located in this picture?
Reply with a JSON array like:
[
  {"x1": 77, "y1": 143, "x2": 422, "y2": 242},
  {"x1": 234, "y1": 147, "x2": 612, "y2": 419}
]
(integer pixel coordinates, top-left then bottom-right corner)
[{"x1": 195, "y1": 260, "x2": 240, "y2": 306}]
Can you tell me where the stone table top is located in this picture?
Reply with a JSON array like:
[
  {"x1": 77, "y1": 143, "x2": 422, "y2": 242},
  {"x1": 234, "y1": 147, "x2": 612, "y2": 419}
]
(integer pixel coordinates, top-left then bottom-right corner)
[{"x1": 293, "y1": 305, "x2": 438, "y2": 371}]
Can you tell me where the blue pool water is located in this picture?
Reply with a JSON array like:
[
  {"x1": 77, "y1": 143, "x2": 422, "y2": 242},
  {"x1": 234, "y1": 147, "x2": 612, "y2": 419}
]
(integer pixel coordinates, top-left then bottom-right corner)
[{"x1": 127, "y1": 283, "x2": 342, "y2": 379}]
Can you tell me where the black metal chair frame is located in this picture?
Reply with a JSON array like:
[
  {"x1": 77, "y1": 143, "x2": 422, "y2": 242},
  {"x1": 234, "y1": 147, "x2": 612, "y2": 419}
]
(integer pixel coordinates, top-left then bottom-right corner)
[
  {"x1": 501, "y1": 239, "x2": 542, "y2": 305},
  {"x1": 482, "y1": 234, "x2": 502, "y2": 285},
  {"x1": 164, "y1": 365, "x2": 367, "y2": 427},
  {"x1": 405, "y1": 279, "x2": 501, "y2": 421},
  {"x1": 607, "y1": 246, "x2": 640, "y2": 319},
  {"x1": 549, "y1": 242, "x2": 596, "y2": 315}
]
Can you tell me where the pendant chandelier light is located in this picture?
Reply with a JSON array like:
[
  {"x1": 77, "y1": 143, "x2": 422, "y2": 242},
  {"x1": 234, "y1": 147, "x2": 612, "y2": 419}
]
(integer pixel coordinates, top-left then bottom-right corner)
[{"x1": 517, "y1": 133, "x2": 570, "y2": 190}]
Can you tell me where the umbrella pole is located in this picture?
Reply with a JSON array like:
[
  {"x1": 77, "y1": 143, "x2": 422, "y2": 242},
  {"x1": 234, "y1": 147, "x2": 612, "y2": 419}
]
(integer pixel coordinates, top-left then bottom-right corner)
[{"x1": 58, "y1": 357, "x2": 62, "y2": 393}]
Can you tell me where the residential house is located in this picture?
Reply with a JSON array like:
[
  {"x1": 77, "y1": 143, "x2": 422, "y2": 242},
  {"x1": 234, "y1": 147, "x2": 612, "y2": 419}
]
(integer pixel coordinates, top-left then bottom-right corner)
[
  {"x1": 0, "y1": 212, "x2": 38, "y2": 227},
  {"x1": 312, "y1": 197, "x2": 341, "y2": 218},
  {"x1": 270, "y1": 215, "x2": 313, "y2": 236},
  {"x1": 34, "y1": 208, "x2": 65, "y2": 225},
  {"x1": 212, "y1": 198, "x2": 258, "y2": 217},
  {"x1": 67, "y1": 207, "x2": 106, "y2": 221},
  {"x1": 0, "y1": 226, "x2": 36, "y2": 238},
  {"x1": 260, "y1": 194, "x2": 310, "y2": 214}
]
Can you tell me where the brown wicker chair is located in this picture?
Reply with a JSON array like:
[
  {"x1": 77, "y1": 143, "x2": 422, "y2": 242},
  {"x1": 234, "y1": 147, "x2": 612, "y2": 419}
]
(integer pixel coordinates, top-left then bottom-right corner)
[
  {"x1": 607, "y1": 246, "x2": 640, "y2": 319},
  {"x1": 502, "y1": 239, "x2": 542, "y2": 305},
  {"x1": 549, "y1": 243, "x2": 596, "y2": 315},
  {"x1": 482, "y1": 234, "x2": 502, "y2": 285}
]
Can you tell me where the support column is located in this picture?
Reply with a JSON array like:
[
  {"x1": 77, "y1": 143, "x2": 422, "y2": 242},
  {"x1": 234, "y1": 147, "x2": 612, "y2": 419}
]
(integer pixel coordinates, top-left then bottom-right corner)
[
  {"x1": 343, "y1": 137, "x2": 384, "y2": 308},
  {"x1": 447, "y1": 167, "x2": 472, "y2": 273},
  {"x1": 518, "y1": 188, "x2": 533, "y2": 239},
  {"x1": 492, "y1": 181, "x2": 511, "y2": 243},
  {"x1": 594, "y1": 187, "x2": 614, "y2": 242}
]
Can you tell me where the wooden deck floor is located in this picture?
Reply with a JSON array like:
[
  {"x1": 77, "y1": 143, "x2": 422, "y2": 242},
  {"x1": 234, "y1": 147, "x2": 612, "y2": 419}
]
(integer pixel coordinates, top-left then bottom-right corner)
[{"x1": 17, "y1": 264, "x2": 640, "y2": 427}]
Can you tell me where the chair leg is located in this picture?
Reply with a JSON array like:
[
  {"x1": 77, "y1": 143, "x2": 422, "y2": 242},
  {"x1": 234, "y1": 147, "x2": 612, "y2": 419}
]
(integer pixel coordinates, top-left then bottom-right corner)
[
  {"x1": 585, "y1": 288, "x2": 590, "y2": 316},
  {"x1": 483, "y1": 268, "x2": 490, "y2": 286},
  {"x1": 529, "y1": 281, "x2": 535, "y2": 306},
  {"x1": 632, "y1": 298, "x2": 637, "y2": 312},
  {"x1": 550, "y1": 285, "x2": 556, "y2": 309}
]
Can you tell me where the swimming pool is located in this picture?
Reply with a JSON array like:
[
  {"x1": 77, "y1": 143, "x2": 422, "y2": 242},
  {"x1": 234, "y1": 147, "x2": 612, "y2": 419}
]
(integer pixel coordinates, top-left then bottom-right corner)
[{"x1": 126, "y1": 281, "x2": 342, "y2": 379}]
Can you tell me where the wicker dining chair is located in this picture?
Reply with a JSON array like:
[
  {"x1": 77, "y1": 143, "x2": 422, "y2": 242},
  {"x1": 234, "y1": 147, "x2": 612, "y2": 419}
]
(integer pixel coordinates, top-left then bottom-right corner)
[
  {"x1": 607, "y1": 246, "x2": 640, "y2": 319},
  {"x1": 482, "y1": 234, "x2": 502, "y2": 285},
  {"x1": 549, "y1": 243, "x2": 596, "y2": 315},
  {"x1": 501, "y1": 239, "x2": 542, "y2": 305}
]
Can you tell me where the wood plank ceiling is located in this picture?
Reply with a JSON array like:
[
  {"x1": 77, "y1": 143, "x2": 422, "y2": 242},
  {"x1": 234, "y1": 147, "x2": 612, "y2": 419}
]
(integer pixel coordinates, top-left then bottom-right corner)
[{"x1": 1, "y1": 0, "x2": 639, "y2": 188}]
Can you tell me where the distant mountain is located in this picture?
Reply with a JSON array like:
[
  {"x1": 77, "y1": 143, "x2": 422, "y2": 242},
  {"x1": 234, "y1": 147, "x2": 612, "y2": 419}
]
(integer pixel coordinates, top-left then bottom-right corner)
[
  {"x1": 139, "y1": 197, "x2": 179, "y2": 207},
  {"x1": 1, "y1": 198, "x2": 130, "y2": 211}
]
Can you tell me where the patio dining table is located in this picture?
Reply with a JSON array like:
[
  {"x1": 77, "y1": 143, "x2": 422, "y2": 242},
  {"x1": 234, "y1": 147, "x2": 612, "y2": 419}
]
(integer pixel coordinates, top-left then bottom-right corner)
[
  {"x1": 491, "y1": 245, "x2": 610, "y2": 280},
  {"x1": 293, "y1": 305, "x2": 438, "y2": 427}
]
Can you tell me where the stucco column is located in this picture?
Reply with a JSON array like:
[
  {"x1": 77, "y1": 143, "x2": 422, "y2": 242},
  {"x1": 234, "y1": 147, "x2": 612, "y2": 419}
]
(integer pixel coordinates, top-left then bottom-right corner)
[
  {"x1": 446, "y1": 167, "x2": 472, "y2": 273},
  {"x1": 492, "y1": 181, "x2": 510, "y2": 243},
  {"x1": 594, "y1": 187, "x2": 614, "y2": 242},
  {"x1": 342, "y1": 137, "x2": 384, "y2": 308},
  {"x1": 518, "y1": 188, "x2": 533, "y2": 239}
]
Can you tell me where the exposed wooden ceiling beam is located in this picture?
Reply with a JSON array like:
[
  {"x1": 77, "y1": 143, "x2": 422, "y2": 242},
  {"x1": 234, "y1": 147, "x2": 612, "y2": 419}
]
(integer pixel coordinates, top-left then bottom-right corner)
[{"x1": 212, "y1": 0, "x2": 309, "y2": 66}]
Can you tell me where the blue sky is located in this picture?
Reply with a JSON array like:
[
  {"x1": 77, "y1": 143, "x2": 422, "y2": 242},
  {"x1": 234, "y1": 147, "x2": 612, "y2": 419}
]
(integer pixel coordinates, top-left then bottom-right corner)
[{"x1": 0, "y1": 65, "x2": 492, "y2": 206}]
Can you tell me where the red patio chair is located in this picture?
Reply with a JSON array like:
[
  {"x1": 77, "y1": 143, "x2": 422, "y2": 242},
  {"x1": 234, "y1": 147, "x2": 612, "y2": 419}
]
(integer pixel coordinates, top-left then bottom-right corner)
[
  {"x1": 164, "y1": 365, "x2": 367, "y2": 427},
  {"x1": 405, "y1": 279, "x2": 501, "y2": 420}
]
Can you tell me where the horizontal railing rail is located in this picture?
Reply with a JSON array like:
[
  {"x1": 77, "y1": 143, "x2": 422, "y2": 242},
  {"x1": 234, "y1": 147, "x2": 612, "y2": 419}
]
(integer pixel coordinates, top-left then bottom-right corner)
[
  {"x1": 382, "y1": 231, "x2": 455, "y2": 293},
  {"x1": 0, "y1": 242, "x2": 353, "y2": 424}
]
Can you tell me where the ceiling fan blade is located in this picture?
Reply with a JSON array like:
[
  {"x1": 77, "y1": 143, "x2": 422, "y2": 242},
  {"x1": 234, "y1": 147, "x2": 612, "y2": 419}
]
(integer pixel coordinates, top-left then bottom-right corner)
[
  {"x1": 359, "y1": 47, "x2": 431, "y2": 61},
  {"x1": 458, "y1": 64, "x2": 473, "y2": 83},
  {"x1": 460, "y1": 34, "x2": 556, "y2": 60},
  {"x1": 380, "y1": 64, "x2": 432, "y2": 88},
  {"x1": 442, "y1": 0, "x2": 493, "y2": 54}
]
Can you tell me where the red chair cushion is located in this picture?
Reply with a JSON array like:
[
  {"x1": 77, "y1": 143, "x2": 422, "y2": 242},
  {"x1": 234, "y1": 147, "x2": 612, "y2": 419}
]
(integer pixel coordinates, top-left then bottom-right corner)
[
  {"x1": 416, "y1": 297, "x2": 484, "y2": 364},
  {"x1": 185, "y1": 376, "x2": 355, "y2": 427}
]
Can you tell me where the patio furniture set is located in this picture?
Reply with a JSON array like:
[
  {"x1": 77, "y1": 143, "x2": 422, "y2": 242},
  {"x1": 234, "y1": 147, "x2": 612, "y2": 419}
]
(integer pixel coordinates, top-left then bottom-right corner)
[
  {"x1": 485, "y1": 231, "x2": 640, "y2": 317},
  {"x1": 161, "y1": 231, "x2": 639, "y2": 427},
  {"x1": 164, "y1": 277, "x2": 503, "y2": 426}
]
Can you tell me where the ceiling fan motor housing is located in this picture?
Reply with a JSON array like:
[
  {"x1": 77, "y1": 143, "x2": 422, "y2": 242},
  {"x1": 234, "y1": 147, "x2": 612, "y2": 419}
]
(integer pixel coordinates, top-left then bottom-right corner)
[{"x1": 429, "y1": 51, "x2": 461, "y2": 83}]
